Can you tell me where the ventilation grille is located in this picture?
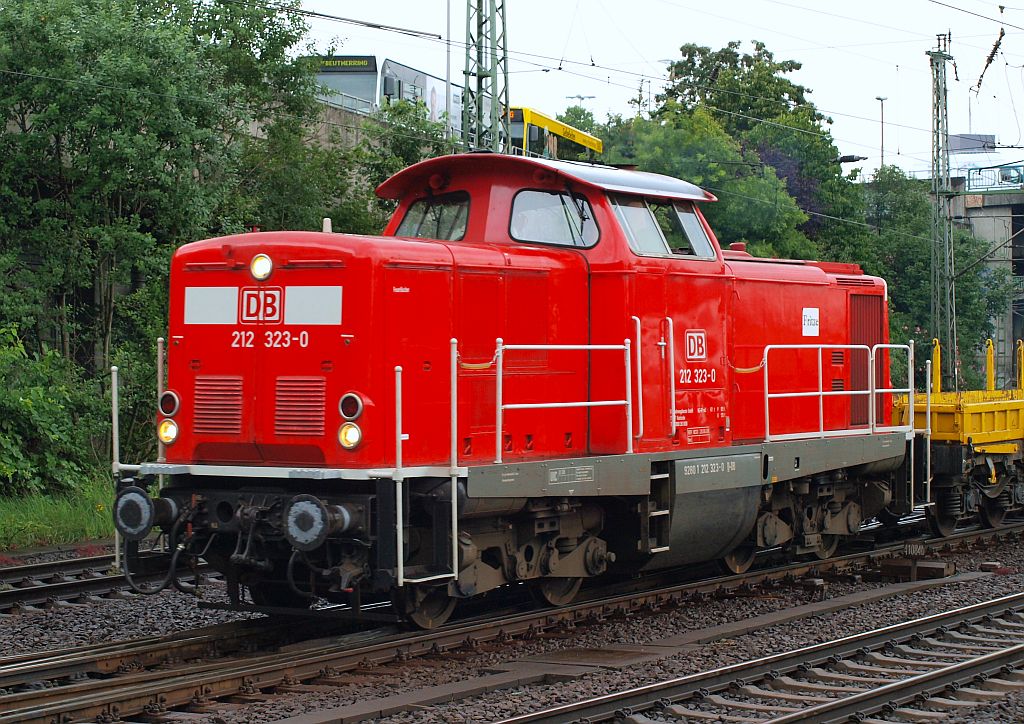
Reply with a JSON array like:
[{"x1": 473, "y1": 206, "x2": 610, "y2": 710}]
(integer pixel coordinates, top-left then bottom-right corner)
[
  {"x1": 831, "y1": 379, "x2": 846, "y2": 391},
  {"x1": 194, "y1": 376, "x2": 243, "y2": 435},
  {"x1": 836, "y1": 276, "x2": 875, "y2": 287},
  {"x1": 275, "y1": 377, "x2": 326, "y2": 436},
  {"x1": 831, "y1": 350, "x2": 845, "y2": 365}
]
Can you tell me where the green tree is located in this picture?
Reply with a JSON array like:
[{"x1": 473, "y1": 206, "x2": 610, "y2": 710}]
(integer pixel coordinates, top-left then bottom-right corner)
[
  {"x1": 0, "y1": 0, "x2": 346, "y2": 489},
  {"x1": 0, "y1": 0, "x2": 236, "y2": 379},
  {"x1": 357, "y1": 101, "x2": 448, "y2": 190},
  {"x1": 349, "y1": 100, "x2": 447, "y2": 224},
  {"x1": 601, "y1": 106, "x2": 813, "y2": 258},
  {"x1": 662, "y1": 40, "x2": 815, "y2": 136},
  {"x1": 662, "y1": 41, "x2": 874, "y2": 266},
  {"x1": 0, "y1": 326, "x2": 103, "y2": 495},
  {"x1": 556, "y1": 105, "x2": 598, "y2": 161},
  {"x1": 865, "y1": 166, "x2": 1009, "y2": 387}
]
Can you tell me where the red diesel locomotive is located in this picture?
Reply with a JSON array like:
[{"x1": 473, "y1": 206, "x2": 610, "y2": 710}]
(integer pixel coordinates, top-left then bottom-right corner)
[{"x1": 113, "y1": 153, "x2": 913, "y2": 627}]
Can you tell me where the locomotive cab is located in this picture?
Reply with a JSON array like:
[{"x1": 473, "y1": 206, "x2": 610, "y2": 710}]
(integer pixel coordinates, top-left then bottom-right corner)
[{"x1": 115, "y1": 153, "x2": 911, "y2": 627}]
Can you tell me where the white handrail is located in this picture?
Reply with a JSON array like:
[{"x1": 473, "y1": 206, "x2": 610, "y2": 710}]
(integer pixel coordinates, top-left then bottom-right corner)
[
  {"x1": 664, "y1": 317, "x2": 677, "y2": 437},
  {"x1": 763, "y1": 344, "x2": 870, "y2": 442},
  {"x1": 631, "y1": 316, "x2": 644, "y2": 439},
  {"x1": 394, "y1": 343, "x2": 461, "y2": 587},
  {"x1": 870, "y1": 343, "x2": 915, "y2": 437},
  {"x1": 495, "y1": 338, "x2": 634, "y2": 464},
  {"x1": 762, "y1": 342, "x2": 916, "y2": 443},
  {"x1": 394, "y1": 366, "x2": 406, "y2": 586}
]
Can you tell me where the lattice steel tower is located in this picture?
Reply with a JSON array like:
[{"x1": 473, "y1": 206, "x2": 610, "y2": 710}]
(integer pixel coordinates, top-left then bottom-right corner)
[
  {"x1": 462, "y1": 0, "x2": 509, "y2": 152},
  {"x1": 928, "y1": 35, "x2": 959, "y2": 389}
]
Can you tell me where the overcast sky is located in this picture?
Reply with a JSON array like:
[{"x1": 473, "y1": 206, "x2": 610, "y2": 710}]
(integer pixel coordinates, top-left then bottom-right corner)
[{"x1": 304, "y1": 0, "x2": 1024, "y2": 176}]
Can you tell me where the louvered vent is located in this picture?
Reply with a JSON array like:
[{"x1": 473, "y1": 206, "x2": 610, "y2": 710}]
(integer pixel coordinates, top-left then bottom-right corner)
[
  {"x1": 831, "y1": 350, "x2": 844, "y2": 365},
  {"x1": 194, "y1": 376, "x2": 243, "y2": 435},
  {"x1": 831, "y1": 379, "x2": 845, "y2": 391},
  {"x1": 836, "y1": 276, "x2": 875, "y2": 287},
  {"x1": 275, "y1": 377, "x2": 326, "y2": 436}
]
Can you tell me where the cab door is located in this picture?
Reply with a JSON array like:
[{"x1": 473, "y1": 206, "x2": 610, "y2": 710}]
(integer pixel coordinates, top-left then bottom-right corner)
[
  {"x1": 661, "y1": 201, "x2": 730, "y2": 448},
  {"x1": 629, "y1": 259, "x2": 670, "y2": 445},
  {"x1": 664, "y1": 255, "x2": 730, "y2": 448}
]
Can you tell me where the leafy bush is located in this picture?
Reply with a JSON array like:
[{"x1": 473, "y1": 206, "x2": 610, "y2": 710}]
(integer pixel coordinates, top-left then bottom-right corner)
[{"x1": 0, "y1": 327, "x2": 105, "y2": 496}]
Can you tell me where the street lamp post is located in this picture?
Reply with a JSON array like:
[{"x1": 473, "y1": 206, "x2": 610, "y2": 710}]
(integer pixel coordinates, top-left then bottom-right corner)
[{"x1": 875, "y1": 96, "x2": 887, "y2": 169}]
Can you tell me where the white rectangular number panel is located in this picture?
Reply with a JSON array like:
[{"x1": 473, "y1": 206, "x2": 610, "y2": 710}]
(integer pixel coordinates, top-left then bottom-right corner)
[
  {"x1": 284, "y1": 286, "x2": 343, "y2": 326},
  {"x1": 184, "y1": 287, "x2": 238, "y2": 325}
]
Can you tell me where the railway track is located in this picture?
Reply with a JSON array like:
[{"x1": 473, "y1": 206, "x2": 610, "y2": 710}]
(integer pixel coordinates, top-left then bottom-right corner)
[
  {"x1": 0, "y1": 508, "x2": 948, "y2": 615},
  {"x1": 498, "y1": 591, "x2": 1024, "y2": 723},
  {"x1": 0, "y1": 550, "x2": 210, "y2": 613},
  {"x1": 3, "y1": 522, "x2": 1023, "y2": 724}
]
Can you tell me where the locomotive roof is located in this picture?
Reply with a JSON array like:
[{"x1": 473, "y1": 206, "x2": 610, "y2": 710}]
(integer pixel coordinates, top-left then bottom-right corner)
[{"x1": 376, "y1": 153, "x2": 717, "y2": 203}]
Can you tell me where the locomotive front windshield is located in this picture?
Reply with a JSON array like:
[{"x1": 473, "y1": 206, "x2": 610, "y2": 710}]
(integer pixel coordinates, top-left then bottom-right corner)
[{"x1": 395, "y1": 191, "x2": 469, "y2": 240}]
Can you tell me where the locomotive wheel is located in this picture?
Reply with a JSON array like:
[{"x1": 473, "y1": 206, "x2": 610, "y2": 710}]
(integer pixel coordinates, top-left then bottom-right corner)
[
  {"x1": 393, "y1": 584, "x2": 457, "y2": 629},
  {"x1": 528, "y1": 576, "x2": 583, "y2": 607},
  {"x1": 813, "y1": 534, "x2": 839, "y2": 560},
  {"x1": 719, "y1": 545, "x2": 757, "y2": 575},
  {"x1": 926, "y1": 499, "x2": 958, "y2": 538},
  {"x1": 980, "y1": 498, "x2": 1008, "y2": 529}
]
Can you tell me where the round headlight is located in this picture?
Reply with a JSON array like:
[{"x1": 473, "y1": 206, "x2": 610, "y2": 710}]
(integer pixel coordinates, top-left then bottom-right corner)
[
  {"x1": 157, "y1": 418, "x2": 179, "y2": 445},
  {"x1": 159, "y1": 391, "x2": 180, "y2": 417},
  {"x1": 339, "y1": 393, "x2": 363, "y2": 420},
  {"x1": 338, "y1": 422, "x2": 362, "y2": 449},
  {"x1": 250, "y1": 253, "x2": 273, "y2": 281}
]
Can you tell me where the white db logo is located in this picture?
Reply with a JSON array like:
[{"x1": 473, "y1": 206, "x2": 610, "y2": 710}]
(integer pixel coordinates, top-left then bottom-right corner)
[
  {"x1": 685, "y1": 330, "x2": 707, "y2": 361},
  {"x1": 240, "y1": 288, "x2": 282, "y2": 323}
]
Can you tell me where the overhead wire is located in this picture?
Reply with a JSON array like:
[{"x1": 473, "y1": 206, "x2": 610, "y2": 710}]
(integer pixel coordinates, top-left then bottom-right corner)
[
  {"x1": 244, "y1": 0, "x2": 948, "y2": 145},
  {"x1": 703, "y1": 183, "x2": 937, "y2": 246},
  {"x1": 4, "y1": 0, "x2": 972, "y2": 240},
  {"x1": 2, "y1": 66, "x2": 952, "y2": 261},
  {"x1": 1002, "y1": 55, "x2": 1023, "y2": 145},
  {"x1": 927, "y1": 0, "x2": 1024, "y2": 33},
  {"x1": 0, "y1": 68, "x2": 453, "y2": 150},
  {"x1": 214, "y1": 0, "x2": 440, "y2": 38}
]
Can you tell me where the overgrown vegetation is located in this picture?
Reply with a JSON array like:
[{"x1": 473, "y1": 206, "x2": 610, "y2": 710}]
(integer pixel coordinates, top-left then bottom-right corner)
[
  {"x1": 0, "y1": 0, "x2": 446, "y2": 503},
  {"x1": 0, "y1": 477, "x2": 114, "y2": 549}
]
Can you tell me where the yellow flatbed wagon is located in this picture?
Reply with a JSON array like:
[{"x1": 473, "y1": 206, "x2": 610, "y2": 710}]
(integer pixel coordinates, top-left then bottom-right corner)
[{"x1": 894, "y1": 340, "x2": 1024, "y2": 534}]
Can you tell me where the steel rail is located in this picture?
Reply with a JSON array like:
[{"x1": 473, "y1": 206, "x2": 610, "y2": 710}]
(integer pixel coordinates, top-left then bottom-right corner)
[
  {"x1": 0, "y1": 617, "x2": 340, "y2": 692},
  {"x1": 494, "y1": 592, "x2": 1024, "y2": 723},
  {"x1": 0, "y1": 560, "x2": 209, "y2": 612},
  {"x1": 0, "y1": 553, "x2": 118, "y2": 583},
  {"x1": 5, "y1": 521, "x2": 1024, "y2": 724}
]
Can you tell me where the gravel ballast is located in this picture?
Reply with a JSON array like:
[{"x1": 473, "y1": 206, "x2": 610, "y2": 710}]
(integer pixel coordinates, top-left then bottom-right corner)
[
  {"x1": 0, "y1": 585, "x2": 254, "y2": 656},
  {"x1": 8, "y1": 539, "x2": 1024, "y2": 722},
  {"x1": 176, "y1": 540, "x2": 1024, "y2": 723}
]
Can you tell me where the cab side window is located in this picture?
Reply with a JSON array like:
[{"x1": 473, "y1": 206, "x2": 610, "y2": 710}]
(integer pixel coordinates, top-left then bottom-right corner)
[
  {"x1": 509, "y1": 190, "x2": 599, "y2": 248},
  {"x1": 610, "y1": 194, "x2": 670, "y2": 256},
  {"x1": 612, "y1": 194, "x2": 716, "y2": 259},
  {"x1": 653, "y1": 200, "x2": 716, "y2": 258},
  {"x1": 395, "y1": 191, "x2": 470, "y2": 240}
]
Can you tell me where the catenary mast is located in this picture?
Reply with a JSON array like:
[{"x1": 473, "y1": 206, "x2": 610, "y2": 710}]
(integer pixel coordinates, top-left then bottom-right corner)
[
  {"x1": 928, "y1": 34, "x2": 959, "y2": 390},
  {"x1": 462, "y1": 0, "x2": 509, "y2": 152}
]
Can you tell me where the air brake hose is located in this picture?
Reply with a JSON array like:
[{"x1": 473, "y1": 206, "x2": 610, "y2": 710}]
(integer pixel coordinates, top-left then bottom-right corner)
[
  {"x1": 170, "y1": 533, "x2": 218, "y2": 595},
  {"x1": 286, "y1": 550, "x2": 317, "y2": 599},
  {"x1": 122, "y1": 508, "x2": 189, "y2": 595}
]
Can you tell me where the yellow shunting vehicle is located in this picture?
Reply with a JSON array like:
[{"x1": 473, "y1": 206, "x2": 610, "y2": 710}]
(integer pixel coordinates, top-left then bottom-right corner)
[{"x1": 895, "y1": 339, "x2": 1024, "y2": 535}]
